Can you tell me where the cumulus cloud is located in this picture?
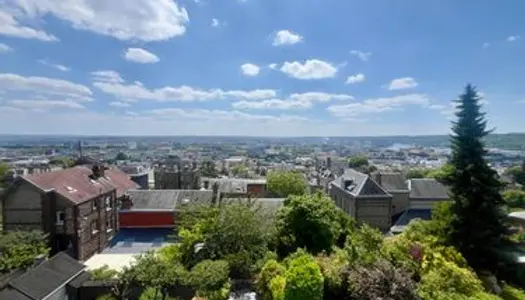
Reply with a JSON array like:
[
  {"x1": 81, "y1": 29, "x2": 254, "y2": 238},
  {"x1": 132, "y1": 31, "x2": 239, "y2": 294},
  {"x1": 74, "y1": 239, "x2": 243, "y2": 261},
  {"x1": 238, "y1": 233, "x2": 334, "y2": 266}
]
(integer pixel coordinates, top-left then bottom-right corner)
[
  {"x1": 507, "y1": 35, "x2": 520, "y2": 42},
  {"x1": 387, "y1": 77, "x2": 419, "y2": 90},
  {"x1": 273, "y1": 30, "x2": 303, "y2": 46},
  {"x1": 1, "y1": 0, "x2": 188, "y2": 42},
  {"x1": 241, "y1": 63, "x2": 260, "y2": 76},
  {"x1": 211, "y1": 18, "x2": 223, "y2": 27},
  {"x1": 91, "y1": 70, "x2": 125, "y2": 84},
  {"x1": 350, "y1": 50, "x2": 372, "y2": 61},
  {"x1": 0, "y1": 73, "x2": 93, "y2": 101},
  {"x1": 0, "y1": 43, "x2": 13, "y2": 53},
  {"x1": 327, "y1": 94, "x2": 430, "y2": 118},
  {"x1": 280, "y1": 59, "x2": 338, "y2": 80},
  {"x1": 0, "y1": 10, "x2": 58, "y2": 41},
  {"x1": 92, "y1": 73, "x2": 277, "y2": 102},
  {"x1": 346, "y1": 73, "x2": 365, "y2": 84},
  {"x1": 232, "y1": 92, "x2": 353, "y2": 110},
  {"x1": 124, "y1": 48, "x2": 160, "y2": 64}
]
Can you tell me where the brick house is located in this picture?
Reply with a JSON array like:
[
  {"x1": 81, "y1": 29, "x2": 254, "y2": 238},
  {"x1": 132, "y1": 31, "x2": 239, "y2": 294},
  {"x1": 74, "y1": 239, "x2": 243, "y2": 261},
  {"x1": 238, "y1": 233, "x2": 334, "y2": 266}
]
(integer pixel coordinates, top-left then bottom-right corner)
[{"x1": 1, "y1": 165, "x2": 139, "y2": 261}]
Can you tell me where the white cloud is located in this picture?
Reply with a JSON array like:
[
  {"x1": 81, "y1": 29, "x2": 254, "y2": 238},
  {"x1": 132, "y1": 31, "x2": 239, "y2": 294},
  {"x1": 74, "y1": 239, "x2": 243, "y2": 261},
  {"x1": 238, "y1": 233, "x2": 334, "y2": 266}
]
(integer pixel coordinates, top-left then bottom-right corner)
[
  {"x1": 507, "y1": 35, "x2": 520, "y2": 42},
  {"x1": 0, "y1": 43, "x2": 13, "y2": 53},
  {"x1": 272, "y1": 30, "x2": 303, "y2": 46},
  {"x1": 0, "y1": 10, "x2": 58, "y2": 41},
  {"x1": 327, "y1": 94, "x2": 430, "y2": 118},
  {"x1": 0, "y1": 73, "x2": 93, "y2": 101},
  {"x1": 124, "y1": 48, "x2": 160, "y2": 64},
  {"x1": 91, "y1": 70, "x2": 124, "y2": 84},
  {"x1": 350, "y1": 50, "x2": 372, "y2": 62},
  {"x1": 280, "y1": 59, "x2": 338, "y2": 80},
  {"x1": 8, "y1": 99, "x2": 85, "y2": 109},
  {"x1": 211, "y1": 18, "x2": 222, "y2": 28},
  {"x1": 233, "y1": 92, "x2": 353, "y2": 110},
  {"x1": 2, "y1": 0, "x2": 188, "y2": 42},
  {"x1": 232, "y1": 99, "x2": 311, "y2": 110},
  {"x1": 346, "y1": 73, "x2": 365, "y2": 84},
  {"x1": 428, "y1": 104, "x2": 445, "y2": 110},
  {"x1": 109, "y1": 101, "x2": 131, "y2": 108},
  {"x1": 268, "y1": 63, "x2": 278, "y2": 70},
  {"x1": 388, "y1": 77, "x2": 419, "y2": 90},
  {"x1": 38, "y1": 59, "x2": 70, "y2": 72},
  {"x1": 241, "y1": 63, "x2": 260, "y2": 76},
  {"x1": 288, "y1": 92, "x2": 353, "y2": 103},
  {"x1": 148, "y1": 108, "x2": 307, "y2": 122},
  {"x1": 93, "y1": 75, "x2": 277, "y2": 102}
]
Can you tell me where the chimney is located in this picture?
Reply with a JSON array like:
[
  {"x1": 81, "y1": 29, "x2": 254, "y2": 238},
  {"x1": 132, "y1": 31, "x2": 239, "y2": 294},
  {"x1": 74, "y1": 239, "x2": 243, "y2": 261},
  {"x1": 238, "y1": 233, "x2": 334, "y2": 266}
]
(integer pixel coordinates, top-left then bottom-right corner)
[
  {"x1": 92, "y1": 164, "x2": 104, "y2": 179},
  {"x1": 372, "y1": 171, "x2": 381, "y2": 186}
]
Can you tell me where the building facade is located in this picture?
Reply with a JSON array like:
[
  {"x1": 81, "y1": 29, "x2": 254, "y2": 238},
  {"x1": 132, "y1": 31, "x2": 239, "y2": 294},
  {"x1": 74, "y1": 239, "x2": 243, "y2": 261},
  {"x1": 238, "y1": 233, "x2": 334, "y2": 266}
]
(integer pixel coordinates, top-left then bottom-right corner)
[{"x1": 2, "y1": 165, "x2": 138, "y2": 261}]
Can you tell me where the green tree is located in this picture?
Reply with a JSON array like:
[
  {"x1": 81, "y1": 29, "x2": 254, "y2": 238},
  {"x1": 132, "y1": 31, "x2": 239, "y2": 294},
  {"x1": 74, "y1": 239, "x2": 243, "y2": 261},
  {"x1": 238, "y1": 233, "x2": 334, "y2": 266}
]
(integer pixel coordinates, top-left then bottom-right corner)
[
  {"x1": 231, "y1": 165, "x2": 250, "y2": 178},
  {"x1": 132, "y1": 252, "x2": 187, "y2": 300},
  {"x1": 0, "y1": 231, "x2": 48, "y2": 273},
  {"x1": 0, "y1": 162, "x2": 9, "y2": 187},
  {"x1": 406, "y1": 168, "x2": 429, "y2": 179},
  {"x1": 266, "y1": 171, "x2": 306, "y2": 198},
  {"x1": 503, "y1": 189, "x2": 525, "y2": 209},
  {"x1": 426, "y1": 163, "x2": 455, "y2": 184},
  {"x1": 200, "y1": 161, "x2": 218, "y2": 178},
  {"x1": 448, "y1": 84, "x2": 507, "y2": 272},
  {"x1": 188, "y1": 260, "x2": 231, "y2": 300},
  {"x1": 177, "y1": 202, "x2": 273, "y2": 279},
  {"x1": 505, "y1": 166, "x2": 525, "y2": 185},
  {"x1": 115, "y1": 152, "x2": 128, "y2": 161},
  {"x1": 90, "y1": 265, "x2": 119, "y2": 281},
  {"x1": 49, "y1": 157, "x2": 75, "y2": 168},
  {"x1": 283, "y1": 252, "x2": 324, "y2": 300},
  {"x1": 275, "y1": 193, "x2": 344, "y2": 256},
  {"x1": 348, "y1": 155, "x2": 369, "y2": 169}
]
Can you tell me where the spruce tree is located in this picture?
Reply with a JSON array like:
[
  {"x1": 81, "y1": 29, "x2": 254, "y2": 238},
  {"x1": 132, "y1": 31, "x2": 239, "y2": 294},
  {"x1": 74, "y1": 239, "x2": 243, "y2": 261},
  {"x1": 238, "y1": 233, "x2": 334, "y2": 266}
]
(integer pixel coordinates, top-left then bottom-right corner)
[{"x1": 449, "y1": 84, "x2": 507, "y2": 272}]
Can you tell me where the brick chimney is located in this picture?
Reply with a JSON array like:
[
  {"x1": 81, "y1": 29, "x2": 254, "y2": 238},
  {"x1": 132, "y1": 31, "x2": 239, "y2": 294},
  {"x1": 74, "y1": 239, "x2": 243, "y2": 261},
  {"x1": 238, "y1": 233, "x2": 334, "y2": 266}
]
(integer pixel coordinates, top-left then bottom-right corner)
[{"x1": 92, "y1": 164, "x2": 104, "y2": 179}]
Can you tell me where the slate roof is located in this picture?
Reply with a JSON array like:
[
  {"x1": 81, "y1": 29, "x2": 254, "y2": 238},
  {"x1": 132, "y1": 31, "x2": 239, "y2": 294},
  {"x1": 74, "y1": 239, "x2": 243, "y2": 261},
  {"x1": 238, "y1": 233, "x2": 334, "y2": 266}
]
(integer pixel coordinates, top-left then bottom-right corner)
[
  {"x1": 202, "y1": 178, "x2": 267, "y2": 194},
  {"x1": 126, "y1": 189, "x2": 214, "y2": 210},
  {"x1": 22, "y1": 166, "x2": 139, "y2": 204},
  {"x1": 330, "y1": 169, "x2": 390, "y2": 197},
  {"x1": 408, "y1": 178, "x2": 449, "y2": 199},
  {"x1": 390, "y1": 208, "x2": 432, "y2": 234},
  {"x1": 373, "y1": 172, "x2": 409, "y2": 191},
  {"x1": 4, "y1": 252, "x2": 85, "y2": 300}
]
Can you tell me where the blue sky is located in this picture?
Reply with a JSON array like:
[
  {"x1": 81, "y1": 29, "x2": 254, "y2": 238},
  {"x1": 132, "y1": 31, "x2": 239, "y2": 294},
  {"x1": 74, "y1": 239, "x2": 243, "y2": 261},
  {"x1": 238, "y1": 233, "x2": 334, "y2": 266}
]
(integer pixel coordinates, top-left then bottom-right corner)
[{"x1": 0, "y1": 0, "x2": 524, "y2": 136}]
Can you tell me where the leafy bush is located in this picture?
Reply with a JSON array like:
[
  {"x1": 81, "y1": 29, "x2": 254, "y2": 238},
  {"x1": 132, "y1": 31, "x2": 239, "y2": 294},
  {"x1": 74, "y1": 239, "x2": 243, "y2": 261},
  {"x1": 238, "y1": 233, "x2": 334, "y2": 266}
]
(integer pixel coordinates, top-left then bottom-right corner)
[
  {"x1": 269, "y1": 276, "x2": 286, "y2": 300},
  {"x1": 417, "y1": 258, "x2": 483, "y2": 298},
  {"x1": 347, "y1": 259, "x2": 418, "y2": 300},
  {"x1": 188, "y1": 260, "x2": 230, "y2": 300},
  {"x1": 89, "y1": 265, "x2": 119, "y2": 281},
  {"x1": 315, "y1": 249, "x2": 349, "y2": 299},
  {"x1": 95, "y1": 294, "x2": 117, "y2": 300},
  {"x1": 501, "y1": 284, "x2": 525, "y2": 300},
  {"x1": 256, "y1": 259, "x2": 286, "y2": 300},
  {"x1": 275, "y1": 193, "x2": 342, "y2": 256},
  {"x1": 283, "y1": 252, "x2": 324, "y2": 300},
  {"x1": 138, "y1": 287, "x2": 179, "y2": 300},
  {"x1": 345, "y1": 223, "x2": 384, "y2": 266},
  {"x1": 0, "y1": 230, "x2": 49, "y2": 273}
]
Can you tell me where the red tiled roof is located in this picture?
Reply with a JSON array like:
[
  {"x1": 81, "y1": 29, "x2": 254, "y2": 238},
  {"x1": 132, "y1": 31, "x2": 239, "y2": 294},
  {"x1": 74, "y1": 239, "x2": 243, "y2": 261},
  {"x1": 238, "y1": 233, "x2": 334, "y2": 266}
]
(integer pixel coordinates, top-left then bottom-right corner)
[{"x1": 23, "y1": 166, "x2": 139, "y2": 204}]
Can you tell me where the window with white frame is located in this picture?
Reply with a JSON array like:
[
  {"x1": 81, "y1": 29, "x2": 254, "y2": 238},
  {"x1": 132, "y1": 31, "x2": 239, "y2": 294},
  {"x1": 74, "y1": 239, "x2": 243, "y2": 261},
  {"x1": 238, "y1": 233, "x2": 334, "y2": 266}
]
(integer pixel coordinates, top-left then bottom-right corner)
[
  {"x1": 105, "y1": 196, "x2": 112, "y2": 211},
  {"x1": 91, "y1": 220, "x2": 99, "y2": 235},
  {"x1": 106, "y1": 219, "x2": 113, "y2": 233},
  {"x1": 56, "y1": 211, "x2": 65, "y2": 225},
  {"x1": 92, "y1": 199, "x2": 98, "y2": 211}
]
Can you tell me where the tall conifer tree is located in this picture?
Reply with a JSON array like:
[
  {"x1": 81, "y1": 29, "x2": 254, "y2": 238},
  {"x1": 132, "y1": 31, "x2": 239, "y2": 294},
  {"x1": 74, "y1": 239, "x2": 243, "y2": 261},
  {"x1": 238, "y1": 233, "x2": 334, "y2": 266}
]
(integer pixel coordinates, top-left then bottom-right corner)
[{"x1": 449, "y1": 84, "x2": 507, "y2": 271}]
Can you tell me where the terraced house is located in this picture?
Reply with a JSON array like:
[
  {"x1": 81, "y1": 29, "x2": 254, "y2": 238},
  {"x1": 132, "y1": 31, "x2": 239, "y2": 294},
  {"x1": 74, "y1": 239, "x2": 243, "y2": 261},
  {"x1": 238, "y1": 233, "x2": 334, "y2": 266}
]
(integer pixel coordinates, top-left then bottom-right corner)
[{"x1": 2, "y1": 164, "x2": 139, "y2": 261}]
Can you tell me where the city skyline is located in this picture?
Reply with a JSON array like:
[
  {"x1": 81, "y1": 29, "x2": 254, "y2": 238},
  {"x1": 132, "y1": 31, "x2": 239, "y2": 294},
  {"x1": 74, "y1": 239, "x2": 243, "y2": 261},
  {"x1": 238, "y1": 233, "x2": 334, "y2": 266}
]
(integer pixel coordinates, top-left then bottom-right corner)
[{"x1": 1, "y1": 0, "x2": 524, "y2": 136}]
